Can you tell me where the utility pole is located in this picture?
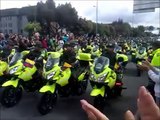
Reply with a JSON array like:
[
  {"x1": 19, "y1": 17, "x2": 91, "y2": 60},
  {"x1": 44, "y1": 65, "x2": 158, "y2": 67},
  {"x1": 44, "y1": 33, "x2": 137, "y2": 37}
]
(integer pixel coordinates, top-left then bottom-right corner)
[{"x1": 96, "y1": 0, "x2": 98, "y2": 35}]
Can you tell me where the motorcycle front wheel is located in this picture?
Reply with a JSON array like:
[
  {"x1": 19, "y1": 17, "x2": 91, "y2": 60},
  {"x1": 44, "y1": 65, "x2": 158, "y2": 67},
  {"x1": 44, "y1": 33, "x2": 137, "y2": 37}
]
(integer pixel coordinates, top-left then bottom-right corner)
[
  {"x1": 94, "y1": 95, "x2": 105, "y2": 112},
  {"x1": 38, "y1": 92, "x2": 57, "y2": 115},
  {"x1": 76, "y1": 80, "x2": 88, "y2": 96},
  {"x1": 0, "y1": 86, "x2": 22, "y2": 108},
  {"x1": 114, "y1": 87, "x2": 122, "y2": 96},
  {"x1": 137, "y1": 68, "x2": 141, "y2": 77}
]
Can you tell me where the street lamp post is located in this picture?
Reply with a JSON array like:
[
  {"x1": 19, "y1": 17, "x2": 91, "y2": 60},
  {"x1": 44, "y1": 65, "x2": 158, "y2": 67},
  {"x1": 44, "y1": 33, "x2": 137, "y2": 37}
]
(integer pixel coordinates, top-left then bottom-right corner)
[
  {"x1": 96, "y1": 0, "x2": 98, "y2": 35},
  {"x1": 93, "y1": 0, "x2": 98, "y2": 35}
]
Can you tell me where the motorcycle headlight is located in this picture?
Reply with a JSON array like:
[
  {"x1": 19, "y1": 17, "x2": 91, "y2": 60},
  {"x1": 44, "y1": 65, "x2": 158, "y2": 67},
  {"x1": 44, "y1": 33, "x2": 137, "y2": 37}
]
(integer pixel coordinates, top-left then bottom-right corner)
[
  {"x1": 47, "y1": 72, "x2": 56, "y2": 80},
  {"x1": 117, "y1": 74, "x2": 123, "y2": 80},
  {"x1": 90, "y1": 73, "x2": 96, "y2": 80},
  {"x1": 9, "y1": 67, "x2": 18, "y2": 74},
  {"x1": 97, "y1": 74, "x2": 107, "y2": 82}
]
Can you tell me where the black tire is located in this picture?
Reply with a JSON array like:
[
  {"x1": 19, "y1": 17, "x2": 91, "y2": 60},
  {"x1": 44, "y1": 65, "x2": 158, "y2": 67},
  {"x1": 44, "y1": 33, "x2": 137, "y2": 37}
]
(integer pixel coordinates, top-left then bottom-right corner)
[
  {"x1": 137, "y1": 68, "x2": 141, "y2": 77},
  {"x1": 76, "y1": 80, "x2": 88, "y2": 96},
  {"x1": 58, "y1": 85, "x2": 71, "y2": 97},
  {"x1": 93, "y1": 95, "x2": 105, "y2": 112},
  {"x1": 38, "y1": 93, "x2": 57, "y2": 115},
  {"x1": 0, "y1": 76, "x2": 7, "y2": 85},
  {"x1": 0, "y1": 86, "x2": 22, "y2": 108},
  {"x1": 114, "y1": 87, "x2": 122, "y2": 96}
]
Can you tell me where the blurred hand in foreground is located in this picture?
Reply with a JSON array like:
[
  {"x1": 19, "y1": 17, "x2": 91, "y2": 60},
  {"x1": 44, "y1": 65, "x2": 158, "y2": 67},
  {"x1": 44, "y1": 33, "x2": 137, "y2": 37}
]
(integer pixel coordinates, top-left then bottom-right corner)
[
  {"x1": 80, "y1": 99, "x2": 109, "y2": 120},
  {"x1": 81, "y1": 86, "x2": 160, "y2": 120},
  {"x1": 125, "y1": 86, "x2": 160, "y2": 120}
]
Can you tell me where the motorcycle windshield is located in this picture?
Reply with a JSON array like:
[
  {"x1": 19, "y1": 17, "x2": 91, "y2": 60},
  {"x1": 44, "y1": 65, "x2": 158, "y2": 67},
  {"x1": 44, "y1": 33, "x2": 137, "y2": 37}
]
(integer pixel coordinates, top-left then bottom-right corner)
[
  {"x1": 45, "y1": 55, "x2": 59, "y2": 71},
  {"x1": 94, "y1": 56, "x2": 109, "y2": 74},
  {"x1": 139, "y1": 47, "x2": 146, "y2": 54},
  {"x1": 131, "y1": 44, "x2": 137, "y2": 48},
  {"x1": 114, "y1": 46, "x2": 122, "y2": 53},
  {"x1": 93, "y1": 45, "x2": 99, "y2": 52},
  {"x1": 9, "y1": 52, "x2": 22, "y2": 66}
]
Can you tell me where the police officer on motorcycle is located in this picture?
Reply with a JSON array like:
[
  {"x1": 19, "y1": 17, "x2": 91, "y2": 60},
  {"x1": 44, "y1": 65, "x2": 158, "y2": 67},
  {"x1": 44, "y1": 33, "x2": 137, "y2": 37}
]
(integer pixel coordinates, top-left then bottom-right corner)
[
  {"x1": 23, "y1": 41, "x2": 46, "y2": 71},
  {"x1": 102, "y1": 43, "x2": 117, "y2": 70}
]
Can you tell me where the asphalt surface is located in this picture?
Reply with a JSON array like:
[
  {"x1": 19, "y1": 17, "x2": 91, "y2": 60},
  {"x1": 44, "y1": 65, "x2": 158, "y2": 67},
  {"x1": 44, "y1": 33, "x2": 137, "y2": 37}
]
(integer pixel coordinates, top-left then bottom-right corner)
[{"x1": 0, "y1": 62, "x2": 148, "y2": 120}]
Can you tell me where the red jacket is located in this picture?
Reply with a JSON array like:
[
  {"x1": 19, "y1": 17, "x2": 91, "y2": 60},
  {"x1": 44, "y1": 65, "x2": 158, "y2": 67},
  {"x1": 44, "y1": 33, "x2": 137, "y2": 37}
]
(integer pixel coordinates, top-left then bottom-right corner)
[{"x1": 41, "y1": 39, "x2": 48, "y2": 49}]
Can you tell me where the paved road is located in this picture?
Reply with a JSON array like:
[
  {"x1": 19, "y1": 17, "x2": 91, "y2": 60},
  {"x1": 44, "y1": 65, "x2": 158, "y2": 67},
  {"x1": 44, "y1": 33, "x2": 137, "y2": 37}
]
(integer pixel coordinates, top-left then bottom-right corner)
[{"x1": 0, "y1": 62, "x2": 148, "y2": 120}]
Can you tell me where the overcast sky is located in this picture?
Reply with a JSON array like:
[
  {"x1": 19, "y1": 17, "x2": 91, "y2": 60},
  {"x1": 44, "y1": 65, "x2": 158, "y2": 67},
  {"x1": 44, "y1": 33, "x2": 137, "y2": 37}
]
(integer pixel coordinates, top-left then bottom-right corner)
[{"x1": 0, "y1": 0, "x2": 160, "y2": 31}]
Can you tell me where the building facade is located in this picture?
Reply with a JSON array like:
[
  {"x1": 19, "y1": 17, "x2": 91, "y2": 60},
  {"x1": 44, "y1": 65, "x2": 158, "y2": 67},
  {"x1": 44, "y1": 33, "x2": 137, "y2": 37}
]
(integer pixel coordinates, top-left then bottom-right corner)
[{"x1": 0, "y1": 8, "x2": 29, "y2": 35}]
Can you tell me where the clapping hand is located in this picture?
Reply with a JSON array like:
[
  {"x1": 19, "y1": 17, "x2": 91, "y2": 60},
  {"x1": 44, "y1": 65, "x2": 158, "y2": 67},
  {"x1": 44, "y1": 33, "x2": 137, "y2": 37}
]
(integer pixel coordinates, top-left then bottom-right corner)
[
  {"x1": 125, "y1": 86, "x2": 160, "y2": 120},
  {"x1": 80, "y1": 100, "x2": 109, "y2": 120},
  {"x1": 138, "y1": 60, "x2": 152, "y2": 71},
  {"x1": 81, "y1": 86, "x2": 160, "y2": 120}
]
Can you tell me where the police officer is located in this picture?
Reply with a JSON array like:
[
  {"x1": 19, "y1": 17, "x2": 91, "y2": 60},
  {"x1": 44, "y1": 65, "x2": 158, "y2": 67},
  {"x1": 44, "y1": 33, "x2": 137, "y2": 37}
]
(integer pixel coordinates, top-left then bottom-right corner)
[{"x1": 102, "y1": 43, "x2": 117, "y2": 70}]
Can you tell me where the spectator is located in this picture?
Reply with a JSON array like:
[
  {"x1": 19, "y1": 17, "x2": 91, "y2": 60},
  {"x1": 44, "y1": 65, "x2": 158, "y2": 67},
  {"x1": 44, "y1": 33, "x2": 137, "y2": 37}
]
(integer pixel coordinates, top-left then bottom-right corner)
[
  {"x1": 146, "y1": 41, "x2": 160, "y2": 100},
  {"x1": 47, "y1": 35, "x2": 55, "y2": 50},
  {"x1": 0, "y1": 33, "x2": 8, "y2": 49},
  {"x1": 34, "y1": 32, "x2": 40, "y2": 41},
  {"x1": 40, "y1": 36, "x2": 48, "y2": 49},
  {"x1": 139, "y1": 60, "x2": 160, "y2": 108},
  {"x1": 62, "y1": 34, "x2": 69, "y2": 43}
]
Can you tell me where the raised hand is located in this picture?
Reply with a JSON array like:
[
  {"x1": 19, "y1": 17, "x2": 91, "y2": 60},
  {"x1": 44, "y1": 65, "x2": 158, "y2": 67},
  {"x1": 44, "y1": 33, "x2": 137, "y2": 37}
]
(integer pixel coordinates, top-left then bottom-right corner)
[{"x1": 80, "y1": 99, "x2": 109, "y2": 120}]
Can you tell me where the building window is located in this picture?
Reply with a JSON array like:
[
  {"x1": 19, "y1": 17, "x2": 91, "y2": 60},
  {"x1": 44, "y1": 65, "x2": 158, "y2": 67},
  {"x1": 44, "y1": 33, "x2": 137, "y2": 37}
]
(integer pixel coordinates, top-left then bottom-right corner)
[
  {"x1": 5, "y1": 29, "x2": 8, "y2": 34},
  {"x1": 21, "y1": 29, "x2": 23, "y2": 34},
  {"x1": 4, "y1": 23, "x2": 7, "y2": 27},
  {"x1": 9, "y1": 29, "x2": 13, "y2": 33},
  {"x1": 8, "y1": 23, "x2": 12, "y2": 28},
  {"x1": 9, "y1": 16, "x2": 12, "y2": 20}
]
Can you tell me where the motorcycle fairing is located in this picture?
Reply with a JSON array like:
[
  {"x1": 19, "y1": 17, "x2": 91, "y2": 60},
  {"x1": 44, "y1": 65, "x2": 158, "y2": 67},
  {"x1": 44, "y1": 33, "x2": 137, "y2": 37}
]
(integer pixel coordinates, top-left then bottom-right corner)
[
  {"x1": 90, "y1": 86, "x2": 105, "y2": 97},
  {"x1": 39, "y1": 83, "x2": 56, "y2": 93},
  {"x1": 2, "y1": 78, "x2": 19, "y2": 88}
]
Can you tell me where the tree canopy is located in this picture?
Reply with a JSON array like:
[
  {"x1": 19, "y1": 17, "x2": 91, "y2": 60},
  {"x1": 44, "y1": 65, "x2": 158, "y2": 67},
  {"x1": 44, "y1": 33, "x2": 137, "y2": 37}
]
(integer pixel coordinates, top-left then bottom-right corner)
[
  {"x1": 23, "y1": 0, "x2": 157, "y2": 37},
  {"x1": 24, "y1": 22, "x2": 41, "y2": 36}
]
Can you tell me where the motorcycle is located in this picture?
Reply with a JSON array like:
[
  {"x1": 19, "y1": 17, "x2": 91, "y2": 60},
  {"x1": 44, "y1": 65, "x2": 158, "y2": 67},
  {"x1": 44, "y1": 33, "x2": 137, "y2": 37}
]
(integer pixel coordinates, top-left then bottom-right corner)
[
  {"x1": 122, "y1": 43, "x2": 130, "y2": 55},
  {"x1": 0, "y1": 60, "x2": 8, "y2": 85},
  {"x1": 114, "y1": 58, "x2": 125, "y2": 96},
  {"x1": 147, "y1": 46, "x2": 153, "y2": 60},
  {"x1": 135, "y1": 47, "x2": 148, "y2": 76},
  {"x1": 0, "y1": 48, "x2": 22, "y2": 85},
  {"x1": 89, "y1": 56, "x2": 125, "y2": 111},
  {"x1": 114, "y1": 46, "x2": 128, "y2": 70},
  {"x1": 0, "y1": 51, "x2": 43, "y2": 108},
  {"x1": 130, "y1": 44, "x2": 137, "y2": 63},
  {"x1": 38, "y1": 51, "x2": 61, "y2": 115},
  {"x1": 57, "y1": 52, "x2": 92, "y2": 97},
  {"x1": 38, "y1": 49, "x2": 92, "y2": 115},
  {"x1": 92, "y1": 45, "x2": 102, "y2": 58}
]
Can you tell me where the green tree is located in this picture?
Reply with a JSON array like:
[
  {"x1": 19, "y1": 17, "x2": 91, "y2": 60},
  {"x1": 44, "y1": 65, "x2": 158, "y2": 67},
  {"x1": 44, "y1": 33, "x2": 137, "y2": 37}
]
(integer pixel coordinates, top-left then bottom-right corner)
[
  {"x1": 36, "y1": 0, "x2": 56, "y2": 35},
  {"x1": 146, "y1": 26, "x2": 155, "y2": 32},
  {"x1": 112, "y1": 19, "x2": 131, "y2": 37},
  {"x1": 137, "y1": 25, "x2": 145, "y2": 32},
  {"x1": 24, "y1": 22, "x2": 41, "y2": 36},
  {"x1": 108, "y1": 25, "x2": 116, "y2": 37},
  {"x1": 55, "y1": 3, "x2": 78, "y2": 32}
]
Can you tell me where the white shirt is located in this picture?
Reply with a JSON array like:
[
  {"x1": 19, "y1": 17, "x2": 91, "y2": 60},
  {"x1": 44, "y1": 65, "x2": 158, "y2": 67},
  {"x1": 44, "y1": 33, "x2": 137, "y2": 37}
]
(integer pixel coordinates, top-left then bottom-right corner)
[{"x1": 148, "y1": 69, "x2": 160, "y2": 97}]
